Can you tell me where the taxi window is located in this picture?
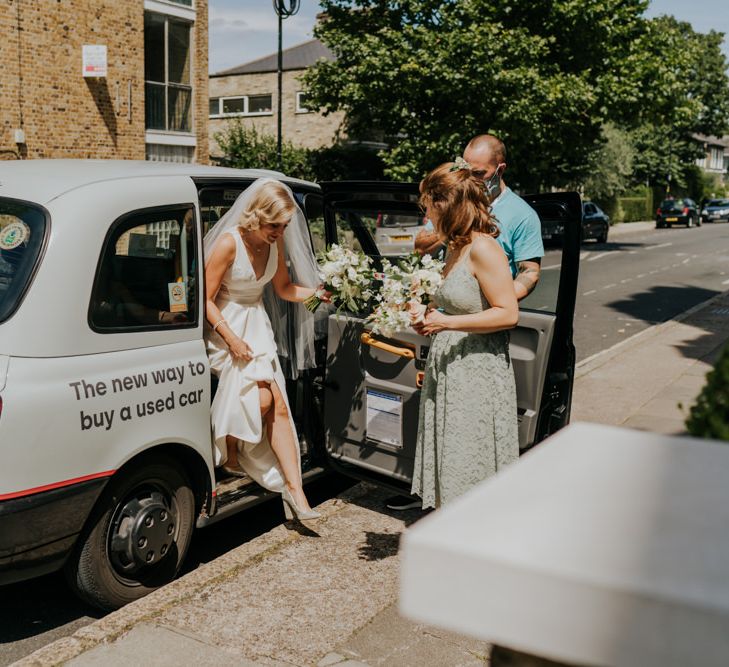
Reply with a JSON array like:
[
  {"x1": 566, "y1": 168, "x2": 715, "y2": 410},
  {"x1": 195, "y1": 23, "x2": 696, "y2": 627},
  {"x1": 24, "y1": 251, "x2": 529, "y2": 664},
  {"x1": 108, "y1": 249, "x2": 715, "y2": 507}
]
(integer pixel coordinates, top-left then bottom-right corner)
[
  {"x1": 0, "y1": 198, "x2": 47, "y2": 323},
  {"x1": 521, "y1": 200, "x2": 569, "y2": 315},
  {"x1": 199, "y1": 187, "x2": 244, "y2": 238},
  {"x1": 89, "y1": 205, "x2": 197, "y2": 332},
  {"x1": 334, "y1": 208, "x2": 425, "y2": 257},
  {"x1": 303, "y1": 193, "x2": 325, "y2": 254},
  {"x1": 198, "y1": 184, "x2": 319, "y2": 253}
]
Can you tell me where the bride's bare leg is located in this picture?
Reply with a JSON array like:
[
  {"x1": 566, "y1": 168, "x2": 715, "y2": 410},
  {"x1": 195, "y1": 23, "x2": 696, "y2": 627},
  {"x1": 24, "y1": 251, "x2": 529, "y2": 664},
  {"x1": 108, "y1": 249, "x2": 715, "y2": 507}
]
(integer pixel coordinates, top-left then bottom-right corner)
[
  {"x1": 262, "y1": 380, "x2": 313, "y2": 512},
  {"x1": 225, "y1": 436, "x2": 242, "y2": 469},
  {"x1": 223, "y1": 385, "x2": 273, "y2": 473}
]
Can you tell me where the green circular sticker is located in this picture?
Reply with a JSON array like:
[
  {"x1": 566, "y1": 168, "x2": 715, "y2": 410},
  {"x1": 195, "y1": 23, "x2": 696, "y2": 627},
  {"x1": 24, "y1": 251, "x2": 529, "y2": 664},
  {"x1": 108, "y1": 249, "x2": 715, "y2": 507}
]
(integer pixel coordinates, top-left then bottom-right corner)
[{"x1": 0, "y1": 221, "x2": 30, "y2": 250}]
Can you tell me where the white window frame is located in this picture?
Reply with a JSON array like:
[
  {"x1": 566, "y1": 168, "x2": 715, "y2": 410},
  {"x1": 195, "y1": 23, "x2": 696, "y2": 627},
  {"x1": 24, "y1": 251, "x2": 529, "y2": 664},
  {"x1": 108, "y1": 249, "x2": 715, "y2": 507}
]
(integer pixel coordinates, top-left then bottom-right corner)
[
  {"x1": 144, "y1": 12, "x2": 195, "y2": 135},
  {"x1": 710, "y1": 147, "x2": 723, "y2": 171},
  {"x1": 209, "y1": 94, "x2": 273, "y2": 118},
  {"x1": 295, "y1": 91, "x2": 310, "y2": 114},
  {"x1": 144, "y1": 0, "x2": 196, "y2": 21}
]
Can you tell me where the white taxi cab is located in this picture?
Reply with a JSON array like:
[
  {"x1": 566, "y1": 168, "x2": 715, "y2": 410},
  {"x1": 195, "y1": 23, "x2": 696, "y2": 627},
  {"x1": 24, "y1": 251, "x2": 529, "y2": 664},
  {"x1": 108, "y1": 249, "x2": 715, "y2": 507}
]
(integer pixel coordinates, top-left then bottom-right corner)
[{"x1": 0, "y1": 161, "x2": 582, "y2": 610}]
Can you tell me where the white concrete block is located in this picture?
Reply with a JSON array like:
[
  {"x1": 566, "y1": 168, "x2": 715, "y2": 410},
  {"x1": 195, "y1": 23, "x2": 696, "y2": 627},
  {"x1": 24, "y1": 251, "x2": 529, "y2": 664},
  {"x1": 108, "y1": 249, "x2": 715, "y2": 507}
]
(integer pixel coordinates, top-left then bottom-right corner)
[{"x1": 400, "y1": 422, "x2": 729, "y2": 667}]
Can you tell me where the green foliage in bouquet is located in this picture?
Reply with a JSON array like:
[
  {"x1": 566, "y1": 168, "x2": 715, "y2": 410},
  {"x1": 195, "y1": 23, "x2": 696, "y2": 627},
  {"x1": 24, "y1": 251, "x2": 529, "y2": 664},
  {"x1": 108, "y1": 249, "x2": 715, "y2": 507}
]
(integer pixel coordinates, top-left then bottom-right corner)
[
  {"x1": 686, "y1": 343, "x2": 729, "y2": 441},
  {"x1": 305, "y1": 244, "x2": 375, "y2": 315}
]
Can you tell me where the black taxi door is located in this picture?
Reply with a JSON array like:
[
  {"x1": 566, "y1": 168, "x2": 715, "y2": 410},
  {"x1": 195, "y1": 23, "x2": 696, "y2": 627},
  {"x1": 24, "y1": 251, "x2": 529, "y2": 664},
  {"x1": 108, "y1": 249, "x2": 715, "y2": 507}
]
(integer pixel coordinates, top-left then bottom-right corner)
[{"x1": 318, "y1": 182, "x2": 581, "y2": 493}]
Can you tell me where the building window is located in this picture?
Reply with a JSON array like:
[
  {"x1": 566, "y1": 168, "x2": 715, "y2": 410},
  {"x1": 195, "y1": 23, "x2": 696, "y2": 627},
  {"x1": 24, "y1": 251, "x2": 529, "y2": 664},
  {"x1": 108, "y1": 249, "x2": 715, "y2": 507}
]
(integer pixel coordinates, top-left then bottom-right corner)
[
  {"x1": 296, "y1": 92, "x2": 311, "y2": 114},
  {"x1": 209, "y1": 94, "x2": 273, "y2": 118},
  {"x1": 145, "y1": 12, "x2": 193, "y2": 133},
  {"x1": 168, "y1": 0, "x2": 193, "y2": 5},
  {"x1": 146, "y1": 143, "x2": 195, "y2": 163},
  {"x1": 90, "y1": 206, "x2": 198, "y2": 332},
  {"x1": 710, "y1": 147, "x2": 723, "y2": 171}
]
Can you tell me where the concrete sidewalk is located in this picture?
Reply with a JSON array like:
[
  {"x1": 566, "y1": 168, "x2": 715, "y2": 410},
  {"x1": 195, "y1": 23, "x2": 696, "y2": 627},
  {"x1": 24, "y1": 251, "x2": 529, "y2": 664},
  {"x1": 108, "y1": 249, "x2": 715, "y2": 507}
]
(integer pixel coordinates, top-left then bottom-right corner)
[
  {"x1": 607, "y1": 220, "x2": 655, "y2": 237},
  {"x1": 14, "y1": 289, "x2": 729, "y2": 667}
]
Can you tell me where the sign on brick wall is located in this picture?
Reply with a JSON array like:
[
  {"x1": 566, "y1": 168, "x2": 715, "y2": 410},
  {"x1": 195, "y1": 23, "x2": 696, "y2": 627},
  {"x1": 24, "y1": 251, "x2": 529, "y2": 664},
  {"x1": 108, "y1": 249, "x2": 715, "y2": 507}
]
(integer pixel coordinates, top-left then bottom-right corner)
[{"x1": 82, "y1": 45, "x2": 108, "y2": 78}]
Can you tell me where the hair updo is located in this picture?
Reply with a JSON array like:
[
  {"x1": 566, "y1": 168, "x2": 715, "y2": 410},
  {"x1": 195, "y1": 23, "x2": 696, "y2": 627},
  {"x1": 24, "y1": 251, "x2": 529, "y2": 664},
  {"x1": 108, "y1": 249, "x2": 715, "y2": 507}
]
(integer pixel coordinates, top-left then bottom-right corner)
[
  {"x1": 419, "y1": 162, "x2": 499, "y2": 249},
  {"x1": 238, "y1": 180, "x2": 296, "y2": 231}
]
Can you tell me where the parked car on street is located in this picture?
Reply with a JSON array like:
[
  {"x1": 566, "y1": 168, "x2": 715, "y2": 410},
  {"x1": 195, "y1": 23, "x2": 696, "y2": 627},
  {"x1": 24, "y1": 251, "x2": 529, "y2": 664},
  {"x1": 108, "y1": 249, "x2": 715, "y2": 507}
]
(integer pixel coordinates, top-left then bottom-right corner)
[
  {"x1": 0, "y1": 161, "x2": 581, "y2": 610},
  {"x1": 581, "y1": 201, "x2": 609, "y2": 243},
  {"x1": 656, "y1": 198, "x2": 701, "y2": 228},
  {"x1": 373, "y1": 213, "x2": 426, "y2": 256},
  {"x1": 541, "y1": 200, "x2": 607, "y2": 245},
  {"x1": 701, "y1": 198, "x2": 729, "y2": 223}
]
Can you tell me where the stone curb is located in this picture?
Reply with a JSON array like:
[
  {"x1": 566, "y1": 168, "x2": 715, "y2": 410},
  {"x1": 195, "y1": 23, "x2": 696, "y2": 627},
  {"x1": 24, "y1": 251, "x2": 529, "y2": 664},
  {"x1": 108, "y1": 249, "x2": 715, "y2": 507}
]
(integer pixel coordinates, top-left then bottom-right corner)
[
  {"x1": 11, "y1": 484, "x2": 373, "y2": 667},
  {"x1": 575, "y1": 288, "x2": 729, "y2": 380}
]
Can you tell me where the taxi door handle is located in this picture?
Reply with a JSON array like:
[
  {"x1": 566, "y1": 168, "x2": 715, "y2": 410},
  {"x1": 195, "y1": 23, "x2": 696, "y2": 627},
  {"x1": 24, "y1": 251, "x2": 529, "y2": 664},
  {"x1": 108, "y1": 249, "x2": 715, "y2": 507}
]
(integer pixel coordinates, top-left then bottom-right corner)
[{"x1": 360, "y1": 332, "x2": 415, "y2": 359}]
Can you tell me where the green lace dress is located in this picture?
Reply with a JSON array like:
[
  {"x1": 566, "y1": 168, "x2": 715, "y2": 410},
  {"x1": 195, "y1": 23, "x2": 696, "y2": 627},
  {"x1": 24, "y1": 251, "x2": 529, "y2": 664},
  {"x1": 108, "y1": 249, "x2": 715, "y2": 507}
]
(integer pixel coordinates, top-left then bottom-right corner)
[{"x1": 411, "y1": 248, "x2": 519, "y2": 508}]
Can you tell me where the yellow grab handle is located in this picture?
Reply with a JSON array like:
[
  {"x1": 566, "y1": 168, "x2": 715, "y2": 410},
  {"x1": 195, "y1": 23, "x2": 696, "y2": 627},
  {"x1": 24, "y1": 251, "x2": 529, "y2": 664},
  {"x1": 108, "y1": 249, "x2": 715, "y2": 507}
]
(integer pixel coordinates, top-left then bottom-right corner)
[{"x1": 360, "y1": 332, "x2": 415, "y2": 359}]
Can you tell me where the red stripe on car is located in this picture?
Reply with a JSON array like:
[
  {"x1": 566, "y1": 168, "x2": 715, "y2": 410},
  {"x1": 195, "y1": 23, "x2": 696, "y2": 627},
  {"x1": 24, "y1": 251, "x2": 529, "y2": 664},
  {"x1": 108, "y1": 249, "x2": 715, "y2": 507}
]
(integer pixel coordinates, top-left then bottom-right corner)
[{"x1": 0, "y1": 470, "x2": 116, "y2": 501}]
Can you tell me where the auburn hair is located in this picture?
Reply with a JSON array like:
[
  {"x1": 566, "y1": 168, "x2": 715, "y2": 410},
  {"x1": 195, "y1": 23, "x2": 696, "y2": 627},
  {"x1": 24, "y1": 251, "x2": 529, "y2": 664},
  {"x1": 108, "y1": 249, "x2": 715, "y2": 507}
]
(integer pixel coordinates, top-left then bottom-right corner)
[
  {"x1": 239, "y1": 181, "x2": 296, "y2": 231},
  {"x1": 419, "y1": 163, "x2": 499, "y2": 249}
]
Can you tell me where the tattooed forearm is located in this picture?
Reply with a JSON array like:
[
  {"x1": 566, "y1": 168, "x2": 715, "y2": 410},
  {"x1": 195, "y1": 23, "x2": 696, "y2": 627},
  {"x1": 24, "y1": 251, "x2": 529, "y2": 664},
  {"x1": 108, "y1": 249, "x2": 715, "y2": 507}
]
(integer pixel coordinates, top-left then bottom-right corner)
[{"x1": 514, "y1": 260, "x2": 541, "y2": 299}]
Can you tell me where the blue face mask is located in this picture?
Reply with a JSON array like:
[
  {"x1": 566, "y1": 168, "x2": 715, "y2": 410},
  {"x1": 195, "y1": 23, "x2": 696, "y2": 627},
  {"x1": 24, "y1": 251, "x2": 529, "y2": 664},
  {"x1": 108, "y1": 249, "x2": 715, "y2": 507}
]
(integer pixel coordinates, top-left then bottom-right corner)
[{"x1": 484, "y1": 167, "x2": 503, "y2": 201}]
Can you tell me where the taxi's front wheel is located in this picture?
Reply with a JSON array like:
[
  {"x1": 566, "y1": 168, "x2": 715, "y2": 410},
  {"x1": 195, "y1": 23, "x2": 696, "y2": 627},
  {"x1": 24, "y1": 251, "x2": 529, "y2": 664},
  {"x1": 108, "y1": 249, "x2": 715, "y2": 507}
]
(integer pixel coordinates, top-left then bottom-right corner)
[{"x1": 65, "y1": 455, "x2": 195, "y2": 611}]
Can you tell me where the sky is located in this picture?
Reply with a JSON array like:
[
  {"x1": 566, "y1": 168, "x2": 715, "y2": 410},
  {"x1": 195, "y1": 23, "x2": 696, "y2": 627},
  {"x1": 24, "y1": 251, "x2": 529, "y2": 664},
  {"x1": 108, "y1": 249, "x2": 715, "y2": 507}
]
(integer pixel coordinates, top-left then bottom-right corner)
[{"x1": 207, "y1": 0, "x2": 729, "y2": 74}]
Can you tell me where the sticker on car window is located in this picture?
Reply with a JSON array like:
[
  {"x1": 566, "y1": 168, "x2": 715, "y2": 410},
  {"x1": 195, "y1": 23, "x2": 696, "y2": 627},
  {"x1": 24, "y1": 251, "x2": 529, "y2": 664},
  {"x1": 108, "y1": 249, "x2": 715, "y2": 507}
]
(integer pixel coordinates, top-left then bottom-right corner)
[
  {"x1": 0, "y1": 221, "x2": 30, "y2": 250},
  {"x1": 168, "y1": 281, "x2": 188, "y2": 313}
]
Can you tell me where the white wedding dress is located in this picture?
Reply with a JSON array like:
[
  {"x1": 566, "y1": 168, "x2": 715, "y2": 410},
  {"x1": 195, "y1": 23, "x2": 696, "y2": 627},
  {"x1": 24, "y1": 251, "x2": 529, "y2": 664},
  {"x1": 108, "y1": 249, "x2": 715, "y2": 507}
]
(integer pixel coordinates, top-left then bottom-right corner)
[{"x1": 206, "y1": 231, "x2": 299, "y2": 492}]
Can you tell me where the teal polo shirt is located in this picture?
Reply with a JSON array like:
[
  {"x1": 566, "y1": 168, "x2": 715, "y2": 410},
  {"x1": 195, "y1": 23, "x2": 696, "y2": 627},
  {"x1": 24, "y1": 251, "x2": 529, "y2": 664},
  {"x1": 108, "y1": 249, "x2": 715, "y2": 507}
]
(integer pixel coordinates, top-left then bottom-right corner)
[
  {"x1": 422, "y1": 187, "x2": 543, "y2": 275},
  {"x1": 491, "y1": 187, "x2": 544, "y2": 277}
]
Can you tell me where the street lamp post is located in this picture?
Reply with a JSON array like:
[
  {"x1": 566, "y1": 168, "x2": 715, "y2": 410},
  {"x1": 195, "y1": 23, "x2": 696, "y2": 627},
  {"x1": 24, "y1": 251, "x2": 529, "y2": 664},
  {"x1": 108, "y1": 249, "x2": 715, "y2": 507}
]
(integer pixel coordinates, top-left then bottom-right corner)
[{"x1": 272, "y1": 0, "x2": 300, "y2": 172}]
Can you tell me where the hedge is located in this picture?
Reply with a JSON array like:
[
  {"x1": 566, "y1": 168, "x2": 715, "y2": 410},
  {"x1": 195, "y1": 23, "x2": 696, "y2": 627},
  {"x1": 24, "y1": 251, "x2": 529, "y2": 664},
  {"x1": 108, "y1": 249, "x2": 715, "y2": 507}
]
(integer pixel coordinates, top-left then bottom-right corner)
[
  {"x1": 617, "y1": 196, "x2": 653, "y2": 222},
  {"x1": 686, "y1": 343, "x2": 729, "y2": 441}
]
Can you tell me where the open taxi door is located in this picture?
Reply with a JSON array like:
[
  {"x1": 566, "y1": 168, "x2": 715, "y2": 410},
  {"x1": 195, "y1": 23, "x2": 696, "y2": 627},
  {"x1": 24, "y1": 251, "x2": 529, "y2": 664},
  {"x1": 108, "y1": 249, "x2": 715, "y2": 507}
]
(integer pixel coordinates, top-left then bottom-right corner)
[{"x1": 318, "y1": 182, "x2": 581, "y2": 493}]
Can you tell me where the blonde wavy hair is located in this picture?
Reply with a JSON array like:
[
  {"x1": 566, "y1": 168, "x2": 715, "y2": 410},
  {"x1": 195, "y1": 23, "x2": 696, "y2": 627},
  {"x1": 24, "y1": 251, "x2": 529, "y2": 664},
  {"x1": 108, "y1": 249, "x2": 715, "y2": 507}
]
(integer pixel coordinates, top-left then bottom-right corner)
[
  {"x1": 238, "y1": 180, "x2": 296, "y2": 231},
  {"x1": 419, "y1": 162, "x2": 499, "y2": 249}
]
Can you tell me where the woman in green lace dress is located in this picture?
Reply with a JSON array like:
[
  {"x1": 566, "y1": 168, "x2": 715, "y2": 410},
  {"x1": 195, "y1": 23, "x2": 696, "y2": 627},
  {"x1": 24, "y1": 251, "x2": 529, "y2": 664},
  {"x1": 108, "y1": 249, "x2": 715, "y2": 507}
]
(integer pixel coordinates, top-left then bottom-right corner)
[{"x1": 411, "y1": 162, "x2": 520, "y2": 508}]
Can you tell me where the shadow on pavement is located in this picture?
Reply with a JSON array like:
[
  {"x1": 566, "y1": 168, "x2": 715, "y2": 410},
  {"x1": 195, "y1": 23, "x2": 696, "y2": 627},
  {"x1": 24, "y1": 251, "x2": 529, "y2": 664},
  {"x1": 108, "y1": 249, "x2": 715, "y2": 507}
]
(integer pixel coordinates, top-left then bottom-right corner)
[
  {"x1": 183, "y1": 473, "x2": 354, "y2": 572},
  {"x1": 672, "y1": 308, "x2": 729, "y2": 363},
  {"x1": 358, "y1": 531, "x2": 400, "y2": 561},
  {"x1": 0, "y1": 572, "x2": 101, "y2": 646},
  {"x1": 606, "y1": 285, "x2": 720, "y2": 329}
]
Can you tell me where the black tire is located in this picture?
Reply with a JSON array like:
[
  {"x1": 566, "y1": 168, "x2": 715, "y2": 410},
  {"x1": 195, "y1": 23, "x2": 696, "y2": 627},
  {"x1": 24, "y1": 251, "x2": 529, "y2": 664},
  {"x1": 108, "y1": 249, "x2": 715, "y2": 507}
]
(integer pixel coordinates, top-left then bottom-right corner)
[
  {"x1": 596, "y1": 225, "x2": 608, "y2": 244},
  {"x1": 65, "y1": 455, "x2": 195, "y2": 611}
]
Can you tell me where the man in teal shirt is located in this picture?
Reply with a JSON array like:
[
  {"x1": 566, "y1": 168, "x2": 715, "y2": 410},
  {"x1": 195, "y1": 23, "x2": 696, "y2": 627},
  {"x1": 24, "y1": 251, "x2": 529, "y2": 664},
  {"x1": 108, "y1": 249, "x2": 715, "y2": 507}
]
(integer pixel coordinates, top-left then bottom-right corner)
[{"x1": 415, "y1": 134, "x2": 544, "y2": 300}]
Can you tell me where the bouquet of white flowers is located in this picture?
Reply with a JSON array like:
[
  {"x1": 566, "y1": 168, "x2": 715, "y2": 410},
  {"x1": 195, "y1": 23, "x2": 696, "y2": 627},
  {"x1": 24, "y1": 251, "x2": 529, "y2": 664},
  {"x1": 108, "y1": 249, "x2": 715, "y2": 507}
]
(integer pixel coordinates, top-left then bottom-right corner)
[
  {"x1": 367, "y1": 252, "x2": 445, "y2": 337},
  {"x1": 305, "y1": 243, "x2": 375, "y2": 313}
]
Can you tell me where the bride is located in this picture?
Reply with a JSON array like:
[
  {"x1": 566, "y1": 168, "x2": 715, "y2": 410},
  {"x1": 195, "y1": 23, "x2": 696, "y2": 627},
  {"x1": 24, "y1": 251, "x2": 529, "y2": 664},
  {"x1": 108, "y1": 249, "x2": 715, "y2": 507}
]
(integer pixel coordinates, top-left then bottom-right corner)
[{"x1": 204, "y1": 178, "x2": 323, "y2": 521}]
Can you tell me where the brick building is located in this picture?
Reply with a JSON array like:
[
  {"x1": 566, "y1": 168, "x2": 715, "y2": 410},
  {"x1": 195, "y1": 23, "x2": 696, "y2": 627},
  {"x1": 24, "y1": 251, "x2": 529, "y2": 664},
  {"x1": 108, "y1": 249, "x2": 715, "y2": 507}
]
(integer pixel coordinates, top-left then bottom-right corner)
[
  {"x1": 208, "y1": 39, "x2": 344, "y2": 159},
  {"x1": 694, "y1": 134, "x2": 729, "y2": 185},
  {"x1": 0, "y1": 0, "x2": 208, "y2": 164}
]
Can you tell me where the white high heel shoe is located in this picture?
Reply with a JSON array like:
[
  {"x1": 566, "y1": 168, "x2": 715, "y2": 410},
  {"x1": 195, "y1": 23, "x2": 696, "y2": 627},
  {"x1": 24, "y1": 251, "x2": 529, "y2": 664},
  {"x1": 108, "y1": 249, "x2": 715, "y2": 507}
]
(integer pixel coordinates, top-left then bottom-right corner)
[{"x1": 282, "y1": 487, "x2": 321, "y2": 521}]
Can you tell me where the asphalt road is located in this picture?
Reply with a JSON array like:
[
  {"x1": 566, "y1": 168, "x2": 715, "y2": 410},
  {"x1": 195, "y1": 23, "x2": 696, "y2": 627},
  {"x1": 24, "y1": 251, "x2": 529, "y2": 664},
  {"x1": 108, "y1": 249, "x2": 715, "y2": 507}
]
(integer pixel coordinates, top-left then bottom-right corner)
[
  {"x1": 2, "y1": 221, "x2": 728, "y2": 664},
  {"x1": 572, "y1": 222, "x2": 729, "y2": 360}
]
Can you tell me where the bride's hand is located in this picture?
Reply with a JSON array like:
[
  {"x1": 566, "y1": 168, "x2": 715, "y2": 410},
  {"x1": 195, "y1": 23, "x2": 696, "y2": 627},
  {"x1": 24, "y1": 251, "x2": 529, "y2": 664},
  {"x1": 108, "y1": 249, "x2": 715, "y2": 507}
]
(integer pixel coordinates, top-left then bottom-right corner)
[
  {"x1": 229, "y1": 337, "x2": 253, "y2": 362},
  {"x1": 317, "y1": 286, "x2": 333, "y2": 303}
]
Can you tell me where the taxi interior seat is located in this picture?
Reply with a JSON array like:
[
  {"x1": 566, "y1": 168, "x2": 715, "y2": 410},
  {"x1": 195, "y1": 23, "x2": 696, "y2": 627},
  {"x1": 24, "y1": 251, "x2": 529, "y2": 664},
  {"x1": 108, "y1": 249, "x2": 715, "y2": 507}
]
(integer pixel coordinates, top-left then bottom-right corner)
[{"x1": 113, "y1": 255, "x2": 175, "y2": 311}]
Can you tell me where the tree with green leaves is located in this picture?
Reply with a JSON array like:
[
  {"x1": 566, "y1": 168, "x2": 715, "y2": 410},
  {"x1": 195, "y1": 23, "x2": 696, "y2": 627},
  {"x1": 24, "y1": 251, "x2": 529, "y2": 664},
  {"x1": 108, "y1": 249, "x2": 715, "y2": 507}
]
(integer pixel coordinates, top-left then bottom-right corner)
[
  {"x1": 302, "y1": 1, "x2": 729, "y2": 191},
  {"x1": 626, "y1": 16, "x2": 729, "y2": 192},
  {"x1": 214, "y1": 122, "x2": 316, "y2": 181}
]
